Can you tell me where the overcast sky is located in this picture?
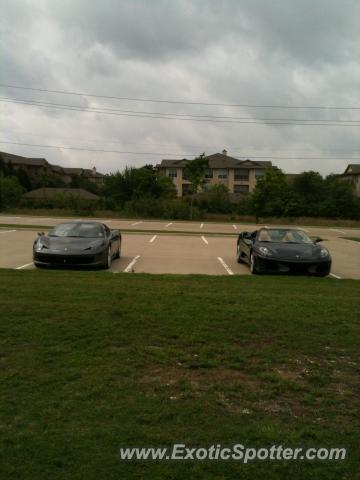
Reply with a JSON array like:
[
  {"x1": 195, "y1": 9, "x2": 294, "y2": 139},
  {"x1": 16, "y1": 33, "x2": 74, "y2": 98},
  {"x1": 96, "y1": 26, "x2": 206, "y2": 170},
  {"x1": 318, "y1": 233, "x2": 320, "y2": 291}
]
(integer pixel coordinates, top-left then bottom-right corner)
[{"x1": 1, "y1": 0, "x2": 359, "y2": 175}]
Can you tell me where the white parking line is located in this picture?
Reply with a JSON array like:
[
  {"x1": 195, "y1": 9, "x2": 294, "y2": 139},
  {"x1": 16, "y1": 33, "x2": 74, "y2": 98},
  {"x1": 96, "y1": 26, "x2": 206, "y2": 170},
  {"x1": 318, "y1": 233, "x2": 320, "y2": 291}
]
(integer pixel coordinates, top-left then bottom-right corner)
[
  {"x1": 131, "y1": 221, "x2": 143, "y2": 226},
  {"x1": 16, "y1": 262, "x2": 34, "y2": 270},
  {"x1": 149, "y1": 235, "x2": 157, "y2": 243},
  {"x1": 232, "y1": 224, "x2": 237, "y2": 230},
  {"x1": 330, "y1": 273, "x2": 342, "y2": 279},
  {"x1": 330, "y1": 229, "x2": 346, "y2": 234},
  {"x1": 200, "y1": 223, "x2": 204, "y2": 229},
  {"x1": 201, "y1": 235, "x2": 208, "y2": 245},
  {"x1": 123, "y1": 255, "x2": 140, "y2": 273},
  {"x1": 165, "y1": 222, "x2": 173, "y2": 227},
  {"x1": 217, "y1": 257, "x2": 234, "y2": 275},
  {"x1": 0, "y1": 229, "x2": 16, "y2": 234}
]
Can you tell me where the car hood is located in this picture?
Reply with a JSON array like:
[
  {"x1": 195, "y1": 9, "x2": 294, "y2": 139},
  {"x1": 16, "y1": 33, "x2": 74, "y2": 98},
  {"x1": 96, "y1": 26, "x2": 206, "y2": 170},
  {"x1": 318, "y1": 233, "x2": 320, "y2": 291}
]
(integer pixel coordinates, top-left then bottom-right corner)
[
  {"x1": 36, "y1": 236, "x2": 106, "y2": 253},
  {"x1": 256, "y1": 242, "x2": 325, "y2": 260}
]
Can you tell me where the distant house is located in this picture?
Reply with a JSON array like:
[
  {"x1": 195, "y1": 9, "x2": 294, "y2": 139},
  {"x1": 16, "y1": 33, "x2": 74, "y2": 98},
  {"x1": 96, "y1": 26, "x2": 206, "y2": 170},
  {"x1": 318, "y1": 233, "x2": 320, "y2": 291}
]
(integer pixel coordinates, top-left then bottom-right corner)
[
  {"x1": 1, "y1": 151, "x2": 50, "y2": 178},
  {"x1": 23, "y1": 188, "x2": 100, "y2": 200},
  {"x1": 1, "y1": 151, "x2": 105, "y2": 185},
  {"x1": 62, "y1": 167, "x2": 105, "y2": 186},
  {"x1": 342, "y1": 164, "x2": 360, "y2": 196},
  {"x1": 157, "y1": 150, "x2": 272, "y2": 197}
]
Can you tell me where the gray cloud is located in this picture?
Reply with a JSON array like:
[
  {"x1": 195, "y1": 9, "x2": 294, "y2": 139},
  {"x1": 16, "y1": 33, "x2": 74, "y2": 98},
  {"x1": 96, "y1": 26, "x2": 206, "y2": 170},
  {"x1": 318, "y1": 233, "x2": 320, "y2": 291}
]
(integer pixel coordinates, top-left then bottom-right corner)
[{"x1": 0, "y1": 0, "x2": 359, "y2": 175}]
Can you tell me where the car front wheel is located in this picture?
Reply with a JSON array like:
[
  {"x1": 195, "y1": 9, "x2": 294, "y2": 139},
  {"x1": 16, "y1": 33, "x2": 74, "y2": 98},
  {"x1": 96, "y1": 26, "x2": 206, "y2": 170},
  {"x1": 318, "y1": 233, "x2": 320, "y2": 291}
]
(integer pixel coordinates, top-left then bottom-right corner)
[
  {"x1": 250, "y1": 253, "x2": 258, "y2": 274},
  {"x1": 105, "y1": 246, "x2": 112, "y2": 269}
]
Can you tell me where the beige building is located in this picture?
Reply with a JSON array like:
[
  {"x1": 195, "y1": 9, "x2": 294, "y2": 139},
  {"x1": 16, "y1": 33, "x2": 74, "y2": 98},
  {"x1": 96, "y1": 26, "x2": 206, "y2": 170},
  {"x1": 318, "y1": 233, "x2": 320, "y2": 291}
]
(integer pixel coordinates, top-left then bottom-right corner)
[
  {"x1": 343, "y1": 164, "x2": 360, "y2": 196},
  {"x1": 158, "y1": 150, "x2": 272, "y2": 197}
]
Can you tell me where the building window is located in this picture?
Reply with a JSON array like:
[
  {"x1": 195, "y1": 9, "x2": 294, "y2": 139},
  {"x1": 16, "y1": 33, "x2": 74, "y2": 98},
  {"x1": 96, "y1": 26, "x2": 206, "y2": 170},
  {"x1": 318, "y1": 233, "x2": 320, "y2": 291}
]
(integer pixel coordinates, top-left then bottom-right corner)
[
  {"x1": 234, "y1": 168, "x2": 249, "y2": 181},
  {"x1": 255, "y1": 170, "x2": 265, "y2": 180},
  {"x1": 218, "y1": 169, "x2": 228, "y2": 179},
  {"x1": 204, "y1": 168, "x2": 213, "y2": 179},
  {"x1": 234, "y1": 184, "x2": 249, "y2": 194},
  {"x1": 168, "y1": 168, "x2": 177, "y2": 178}
]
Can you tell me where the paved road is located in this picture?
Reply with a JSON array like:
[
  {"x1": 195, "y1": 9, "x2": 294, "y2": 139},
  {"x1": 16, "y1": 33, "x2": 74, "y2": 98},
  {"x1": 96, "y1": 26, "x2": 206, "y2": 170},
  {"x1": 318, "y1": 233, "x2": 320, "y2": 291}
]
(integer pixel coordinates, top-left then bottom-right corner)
[
  {"x1": 1, "y1": 213, "x2": 360, "y2": 235},
  {"x1": 1, "y1": 223, "x2": 359, "y2": 278}
]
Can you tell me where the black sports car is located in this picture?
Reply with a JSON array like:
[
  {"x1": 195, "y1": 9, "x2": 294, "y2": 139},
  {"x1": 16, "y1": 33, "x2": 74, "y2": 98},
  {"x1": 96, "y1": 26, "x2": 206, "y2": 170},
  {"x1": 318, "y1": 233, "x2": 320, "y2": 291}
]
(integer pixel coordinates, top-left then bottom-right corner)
[
  {"x1": 237, "y1": 227, "x2": 331, "y2": 276},
  {"x1": 33, "y1": 221, "x2": 121, "y2": 269}
]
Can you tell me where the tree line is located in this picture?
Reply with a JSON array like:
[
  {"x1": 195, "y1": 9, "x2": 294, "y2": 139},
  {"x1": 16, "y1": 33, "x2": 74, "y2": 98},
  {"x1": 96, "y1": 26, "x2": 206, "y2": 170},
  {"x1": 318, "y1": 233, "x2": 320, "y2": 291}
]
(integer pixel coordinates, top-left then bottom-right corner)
[{"x1": 0, "y1": 153, "x2": 359, "y2": 220}]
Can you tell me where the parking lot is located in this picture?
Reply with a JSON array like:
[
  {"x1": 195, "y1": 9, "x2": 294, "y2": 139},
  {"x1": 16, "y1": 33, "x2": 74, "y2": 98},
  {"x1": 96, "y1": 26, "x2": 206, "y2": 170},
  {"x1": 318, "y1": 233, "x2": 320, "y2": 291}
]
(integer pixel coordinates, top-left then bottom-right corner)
[{"x1": 1, "y1": 215, "x2": 359, "y2": 278}]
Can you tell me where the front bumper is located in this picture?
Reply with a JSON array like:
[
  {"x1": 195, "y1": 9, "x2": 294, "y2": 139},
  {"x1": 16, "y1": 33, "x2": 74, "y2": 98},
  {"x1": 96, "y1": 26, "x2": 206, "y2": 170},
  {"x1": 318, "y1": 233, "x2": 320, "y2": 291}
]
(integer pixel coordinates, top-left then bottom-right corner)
[
  {"x1": 33, "y1": 250, "x2": 107, "y2": 268},
  {"x1": 255, "y1": 255, "x2": 331, "y2": 276}
]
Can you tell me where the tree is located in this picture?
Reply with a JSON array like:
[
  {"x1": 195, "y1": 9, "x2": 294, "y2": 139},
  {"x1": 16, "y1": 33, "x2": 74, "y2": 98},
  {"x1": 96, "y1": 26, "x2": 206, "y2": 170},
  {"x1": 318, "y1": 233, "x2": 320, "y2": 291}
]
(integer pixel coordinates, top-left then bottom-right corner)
[
  {"x1": 248, "y1": 167, "x2": 291, "y2": 220},
  {"x1": 292, "y1": 171, "x2": 325, "y2": 216},
  {"x1": 102, "y1": 165, "x2": 176, "y2": 208},
  {"x1": 16, "y1": 167, "x2": 32, "y2": 191},
  {"x1": 70, "y1": 175, "x2": 99, "y2": 194},
  {"x1": 0, "y1": 175, "x2": 23, "y2": 210},
  {"x1": 319, "y1": 175, "x2": 359, "y2": 219},
  {"x1": 183, "y1": 153, "x2": 209, "y2": 219},
  {"x1": 198, "y1": 184, "x2": 232, "y2": 213}
]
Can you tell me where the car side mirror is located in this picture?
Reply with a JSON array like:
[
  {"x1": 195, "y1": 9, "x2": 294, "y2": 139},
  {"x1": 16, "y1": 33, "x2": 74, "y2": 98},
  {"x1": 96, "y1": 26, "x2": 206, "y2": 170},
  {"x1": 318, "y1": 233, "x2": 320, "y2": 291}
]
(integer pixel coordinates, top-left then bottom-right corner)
[
  {"x1": 243, "y1": 232, "x2": 253, "y2": 241},
  {"x1": 314, "y1": 237, "x2": 323, "y2": 243},
  {"x1": 110, "y1": 229, "x2": 119, "y2": 239}
]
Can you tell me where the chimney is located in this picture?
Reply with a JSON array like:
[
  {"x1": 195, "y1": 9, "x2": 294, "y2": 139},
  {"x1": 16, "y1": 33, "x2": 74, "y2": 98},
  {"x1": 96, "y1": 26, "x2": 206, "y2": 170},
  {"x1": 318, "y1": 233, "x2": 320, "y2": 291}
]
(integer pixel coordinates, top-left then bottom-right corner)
[
  {"x1": 222, "y1": 149, "x2": 227, "y2": 156},
  {"x1": 92, "y1": 166, "x2": 97, "y2": 176}
]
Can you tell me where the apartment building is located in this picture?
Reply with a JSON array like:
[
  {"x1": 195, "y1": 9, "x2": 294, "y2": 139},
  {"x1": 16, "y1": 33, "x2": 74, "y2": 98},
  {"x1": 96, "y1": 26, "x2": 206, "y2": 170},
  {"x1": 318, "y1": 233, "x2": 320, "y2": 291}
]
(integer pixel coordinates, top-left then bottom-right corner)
[
  {"x1": 158, "y1": 150, "x2": 272, "y2": 197},
  {"x1": 1, "y1": 151, "x2": 105, "y2": 185},
  {"x1": 343, "y1": 164, "x2": 360, "y2": 196}
]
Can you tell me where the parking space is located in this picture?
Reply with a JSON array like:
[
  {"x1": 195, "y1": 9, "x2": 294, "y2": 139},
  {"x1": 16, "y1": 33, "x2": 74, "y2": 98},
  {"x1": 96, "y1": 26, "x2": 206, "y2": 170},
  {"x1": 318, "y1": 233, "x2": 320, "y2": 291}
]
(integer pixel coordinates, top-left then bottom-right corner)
[
  {"x1": 114, "y1": 234, "x2": 249, "y2": 275},
  {"x1": 0, "y1": 220, "x2": 359, "y2": 278},
  {"x1": 0, "y1": 229, "x2": 34, "y2": 269}
]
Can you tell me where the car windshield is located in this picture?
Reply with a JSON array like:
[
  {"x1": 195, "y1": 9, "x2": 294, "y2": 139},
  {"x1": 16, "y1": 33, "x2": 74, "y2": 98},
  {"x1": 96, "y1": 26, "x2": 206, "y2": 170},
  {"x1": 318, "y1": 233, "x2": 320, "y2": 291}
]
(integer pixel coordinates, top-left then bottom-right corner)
[
  {"x1": 49, "y1": 223, "x2": 105, "y2": 238},
  {"x1": 258, "y1": 229, "x2": 313, "y2": 244}
]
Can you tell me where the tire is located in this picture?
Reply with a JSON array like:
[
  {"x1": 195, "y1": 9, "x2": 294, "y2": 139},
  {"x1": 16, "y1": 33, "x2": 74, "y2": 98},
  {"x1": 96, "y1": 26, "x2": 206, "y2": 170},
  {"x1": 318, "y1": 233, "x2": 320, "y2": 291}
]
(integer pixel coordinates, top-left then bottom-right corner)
[
  {"x1": 104, "y1": 246, "x2": 112, "y2": 269},
  {"x1": 114, "y1": 241, "x2": 121, "y2": 259},
  {"x1": 250, "y1": 252, "x2": 258, "y2": 274}
]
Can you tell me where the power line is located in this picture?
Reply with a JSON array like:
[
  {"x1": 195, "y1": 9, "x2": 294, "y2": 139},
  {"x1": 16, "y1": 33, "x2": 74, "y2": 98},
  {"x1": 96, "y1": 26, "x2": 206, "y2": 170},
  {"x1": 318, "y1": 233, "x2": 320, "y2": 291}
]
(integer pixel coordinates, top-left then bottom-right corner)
[
  {"x1": 0, "y1": 83, "x2": 359, "y2": 110},
  {"x1": 6, "y1": 130, "x2": 360, "y2": 156},
  {"x1": 1, "y1": 97, "x2": 360, "y2": 127},
  {"x1": 1, "y1": 140, "x2": 360, "y2": 160},
  {"x1": 1, "y1": 96, "x2": 358, "y2": 123}
]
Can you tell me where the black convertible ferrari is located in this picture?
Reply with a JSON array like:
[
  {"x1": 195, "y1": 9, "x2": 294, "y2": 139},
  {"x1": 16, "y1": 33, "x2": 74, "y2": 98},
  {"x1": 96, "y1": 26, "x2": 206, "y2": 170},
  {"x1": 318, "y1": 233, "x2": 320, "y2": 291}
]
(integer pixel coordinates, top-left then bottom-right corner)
[
  {"x1": 33, "y1": 221, "x2": 121, "y2": 269},
  {"x1": 237, "y1": 227, "x2": 331, "y2": 276}
]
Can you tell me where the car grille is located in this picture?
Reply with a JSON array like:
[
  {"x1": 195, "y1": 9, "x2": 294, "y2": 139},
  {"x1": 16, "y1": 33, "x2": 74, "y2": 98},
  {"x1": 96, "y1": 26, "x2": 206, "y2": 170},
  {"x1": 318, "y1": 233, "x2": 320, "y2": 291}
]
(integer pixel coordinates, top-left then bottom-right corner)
[
  {"x1": 35, "y1": 253, "x2": 95, "y2": 265},
  {"x1": 258, "y1": 258, "x2": 330, "y2": 275}
]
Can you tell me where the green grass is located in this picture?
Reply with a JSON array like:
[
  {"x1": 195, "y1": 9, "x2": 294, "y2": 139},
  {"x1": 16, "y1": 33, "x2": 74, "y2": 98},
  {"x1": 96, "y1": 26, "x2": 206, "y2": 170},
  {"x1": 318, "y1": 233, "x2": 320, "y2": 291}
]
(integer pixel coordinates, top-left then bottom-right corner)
[
  {"x1": 0, "y1": 270, "x2": 359, "y2": 479},
  {"x1": 342, "y1": 237, "x2": 360, "y2": 243}
]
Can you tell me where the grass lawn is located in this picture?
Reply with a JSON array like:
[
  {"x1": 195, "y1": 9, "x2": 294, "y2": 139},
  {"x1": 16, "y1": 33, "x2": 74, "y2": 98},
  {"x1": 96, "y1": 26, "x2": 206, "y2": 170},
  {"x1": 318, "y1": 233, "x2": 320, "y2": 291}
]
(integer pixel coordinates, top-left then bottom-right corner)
[{"x1": 0, "y1": 270, "x2": 359, "y2": 479}]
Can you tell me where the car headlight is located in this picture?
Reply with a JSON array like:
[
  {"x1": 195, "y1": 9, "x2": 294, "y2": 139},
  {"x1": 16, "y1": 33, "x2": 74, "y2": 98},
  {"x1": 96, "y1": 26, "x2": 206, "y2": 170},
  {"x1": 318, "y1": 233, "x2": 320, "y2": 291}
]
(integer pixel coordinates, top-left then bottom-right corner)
[
  {"x1": 35, "y1": 241, "x2": 48, "y2": 252},
  {"x1": 259, "y1": 246, "x2": 272, "y2": 256},
  {"x1": 320, "y1": 248, "x2": 329, "y2": 258}
]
